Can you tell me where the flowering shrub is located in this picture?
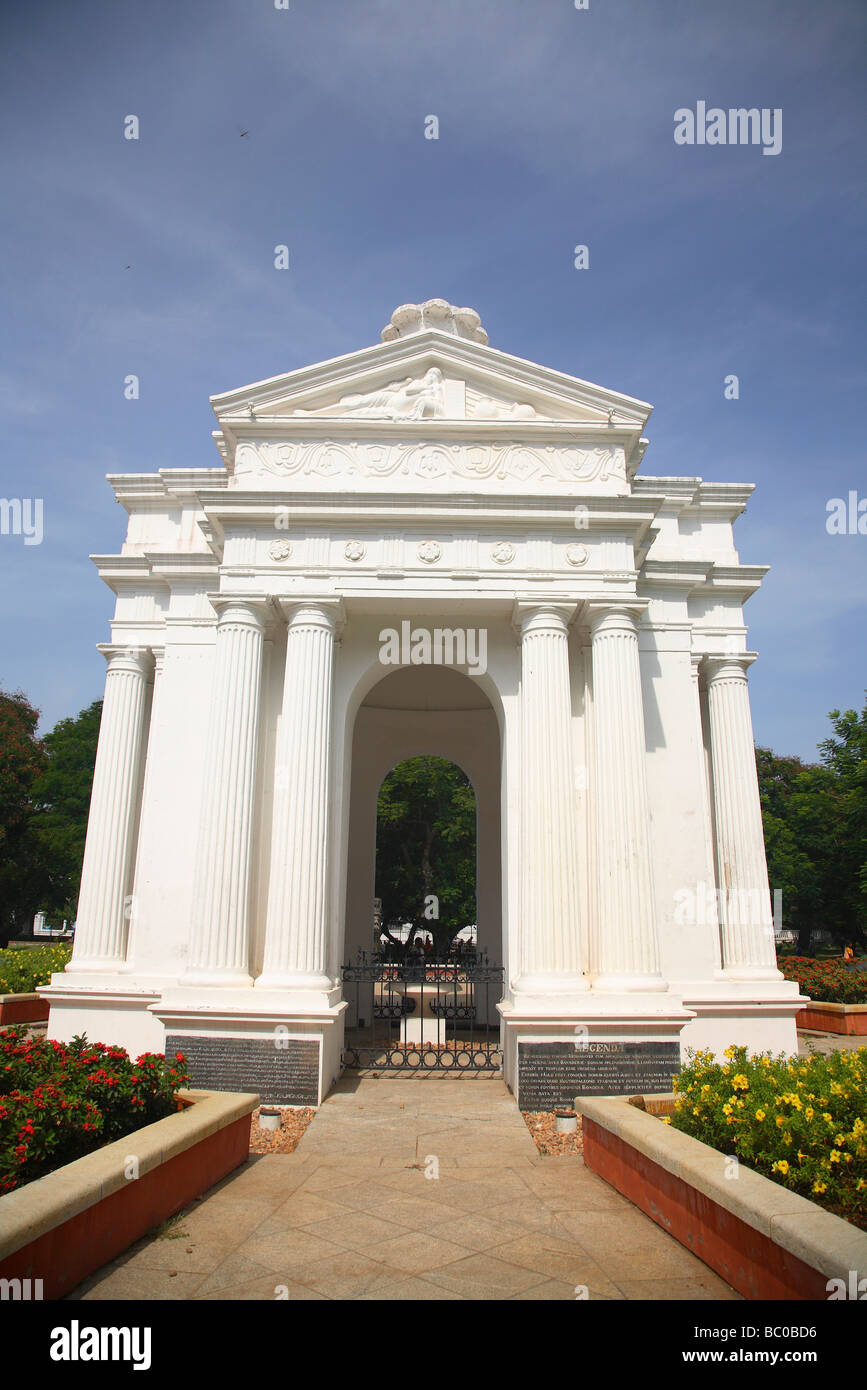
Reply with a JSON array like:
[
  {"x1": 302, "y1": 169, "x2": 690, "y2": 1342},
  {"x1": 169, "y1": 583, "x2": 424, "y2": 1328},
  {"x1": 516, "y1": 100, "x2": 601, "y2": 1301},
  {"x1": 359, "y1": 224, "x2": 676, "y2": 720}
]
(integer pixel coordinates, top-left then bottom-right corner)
[
  {"x1": 669, "y1": 1046, "x2": 867, "y2": 1226},
  {"x1": 778, "y1": 956, "x2": 867, "y2": 1005},
  {"x1": 0, "y1": 1029, "x2": 189, "y2": 1194},
  {"x1": 0, "y1": 945, "x2": 72, "y2": 995}
]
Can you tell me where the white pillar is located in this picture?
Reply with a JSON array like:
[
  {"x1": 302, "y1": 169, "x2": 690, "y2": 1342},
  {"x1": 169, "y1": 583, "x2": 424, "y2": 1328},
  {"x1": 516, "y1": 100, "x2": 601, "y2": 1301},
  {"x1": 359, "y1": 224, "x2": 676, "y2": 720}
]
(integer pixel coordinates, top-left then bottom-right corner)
[
  {"x1": 184, "y1": 597, "x2": 268, "y2": 986},
  {"x1": 513, "y1": 602, "x2": 587, "y2": 994},
  {"x1": 588, "y1": 604, "x2": 666, "y2": 991},
  {"x1": 704, "y1": 655, "x2": 781, "y2": 980},
  {"x1": 257, "y1": 599, "x2": 343, "y2": 991},
  {"x1": 66, "y1": 645, "x2": 152, "y2": 972}
]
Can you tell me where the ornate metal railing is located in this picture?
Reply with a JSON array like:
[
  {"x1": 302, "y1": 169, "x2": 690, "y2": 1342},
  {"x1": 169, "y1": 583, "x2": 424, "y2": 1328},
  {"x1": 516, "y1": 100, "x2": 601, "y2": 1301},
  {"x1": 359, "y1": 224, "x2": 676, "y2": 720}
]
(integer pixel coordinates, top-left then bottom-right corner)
[{"x1": 341, "y1": 950, "x2": 504, "y2": 1072}]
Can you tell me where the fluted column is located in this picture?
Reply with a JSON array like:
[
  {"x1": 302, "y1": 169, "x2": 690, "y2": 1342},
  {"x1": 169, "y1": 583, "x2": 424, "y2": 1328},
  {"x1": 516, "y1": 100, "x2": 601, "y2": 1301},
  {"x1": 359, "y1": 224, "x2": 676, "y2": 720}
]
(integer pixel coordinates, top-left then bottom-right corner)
[
  {"x1": 66, "y1": 646, "x2": 152, "y2": 972},
  {"x1": 588, "y1": 604, "x2": 666, "y2": 991},
  {"x1": 183, "y1": 597, "x2": 268, "y2": 986},
  {"x1": 257, "y1": 599, "x2": 343, "y2": 990},
  {"x1": 513, "y1": 602, "x2": 587, "y2": 994},
  {"x1": 704, "y1": 655, "x2": 781, "y2": 980}
]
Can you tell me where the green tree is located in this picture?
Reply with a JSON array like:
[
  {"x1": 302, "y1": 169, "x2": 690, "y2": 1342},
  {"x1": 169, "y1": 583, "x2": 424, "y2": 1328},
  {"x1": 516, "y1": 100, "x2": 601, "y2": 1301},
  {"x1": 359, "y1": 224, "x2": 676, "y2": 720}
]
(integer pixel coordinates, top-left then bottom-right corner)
[
  {"x1": 32, "y1": 700, "x2": 102, "y2": 922},
  {"x1": 375, "y1": 756, "x2": 476, "y2": 959},
  {"x1": 0, "y1": 690, "x2": 49, "y2": 946},
  {"x1": 818, "y1": 695, "x2": 867, "y2": 943}
]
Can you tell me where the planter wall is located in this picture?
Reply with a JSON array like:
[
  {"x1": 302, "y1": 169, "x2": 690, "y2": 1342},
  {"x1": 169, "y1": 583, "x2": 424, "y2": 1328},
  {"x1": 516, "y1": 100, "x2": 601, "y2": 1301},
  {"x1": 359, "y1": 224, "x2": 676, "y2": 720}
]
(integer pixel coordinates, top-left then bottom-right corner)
[
  {"x1": 0, "y1": 1088, "x2": 257, "y2": 1300},
  {"x1": 580, "y1": 1094, "x2": 867, "y2": 1301},
  {"x1": 797, "y1": 1002, "x2": 867, "y2": 1036},
  {"x1": 0, "y1": 993, "x2": 50, "y2": 1026}
]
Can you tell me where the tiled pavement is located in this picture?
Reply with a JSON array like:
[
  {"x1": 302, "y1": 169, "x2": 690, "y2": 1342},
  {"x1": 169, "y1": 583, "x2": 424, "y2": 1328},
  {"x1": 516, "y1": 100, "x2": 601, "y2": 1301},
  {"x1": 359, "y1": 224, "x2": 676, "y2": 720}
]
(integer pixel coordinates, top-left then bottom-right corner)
[{"x1": 70, "y1": 1075, "x2": 740, "y2": 1302}]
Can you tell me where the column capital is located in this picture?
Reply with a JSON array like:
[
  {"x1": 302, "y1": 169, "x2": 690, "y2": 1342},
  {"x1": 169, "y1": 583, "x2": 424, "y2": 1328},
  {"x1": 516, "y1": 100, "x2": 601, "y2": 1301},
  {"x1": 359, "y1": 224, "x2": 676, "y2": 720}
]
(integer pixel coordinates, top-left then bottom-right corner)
[
  {"x1": 207, "y1": 593, "x2": 271, "y2": 631},
  {"x1": 96, "y1": 644, "x2": 154, "y2": 677},
  {"x1": 703, "y1": 651, "x2": 757, "y2": 684},
  {"x1": 277, "y1": 596, "x2": 345, "y2": 638},
  {"x1": 585, "y1": 600, "x2": 647, "y2": 637},
  {"x1": 512, "y1": 600, "x2": 576, "y2": 638}
]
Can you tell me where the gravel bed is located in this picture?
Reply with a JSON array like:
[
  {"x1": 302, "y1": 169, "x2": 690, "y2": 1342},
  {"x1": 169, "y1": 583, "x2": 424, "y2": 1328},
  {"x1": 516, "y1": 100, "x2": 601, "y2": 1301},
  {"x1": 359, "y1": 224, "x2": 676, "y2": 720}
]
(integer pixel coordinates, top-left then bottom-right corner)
[
  {"x1": 248, "y1": 1105, "x2": 316, "y2": 1154},
  {"x1": 521, "y1": 1110, "x2": 584, "y2": 1157}
]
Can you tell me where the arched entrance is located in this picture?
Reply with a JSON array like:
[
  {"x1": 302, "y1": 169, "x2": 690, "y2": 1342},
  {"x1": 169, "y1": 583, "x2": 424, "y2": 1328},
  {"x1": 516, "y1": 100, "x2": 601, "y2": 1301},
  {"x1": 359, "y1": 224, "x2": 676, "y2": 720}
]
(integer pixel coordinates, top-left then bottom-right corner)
[{"x1": 341, "y1": 666, "x2": 504, "y2": 1071}]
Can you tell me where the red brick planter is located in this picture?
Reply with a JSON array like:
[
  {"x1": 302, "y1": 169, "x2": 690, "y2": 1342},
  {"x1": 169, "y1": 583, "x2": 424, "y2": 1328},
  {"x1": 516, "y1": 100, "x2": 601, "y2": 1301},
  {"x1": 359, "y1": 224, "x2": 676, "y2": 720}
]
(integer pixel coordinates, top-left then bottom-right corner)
[
  {"x1": 797, "y1": 1002, "x2": 867, "y2": 1035},
  {"x1": 580, "y1": 1095, "x2": 867, "y2": 1302},
  {"x1": 0, "y1": 1088, "x2": 257, "y2": 1300},
  {"x1": 0, "y1": 993, "x2": 50, "y2": 1026}
]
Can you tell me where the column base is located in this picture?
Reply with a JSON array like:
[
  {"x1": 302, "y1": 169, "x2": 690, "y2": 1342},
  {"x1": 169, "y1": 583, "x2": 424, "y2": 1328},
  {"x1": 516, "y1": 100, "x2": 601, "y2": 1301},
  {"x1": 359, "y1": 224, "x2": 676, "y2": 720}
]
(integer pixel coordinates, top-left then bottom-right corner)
[
  {"x1": 716, "y1": 965, "x2": 784, "y2": 983},
  {"x1": 179, "y1": 968, "x2": 254, "y2": 988},
  {"x1": 64, "y1": 957, "x2": 128, "y2": 975},
  {"x1": 254, "y1": 970, "x2": 334, "y2": 993},
  {"x1": 592, "y1": 972, "x2": 669, "y2": 993},
  {"x1": 511, "y1": 971, "x2": 590, "y2": 996}
]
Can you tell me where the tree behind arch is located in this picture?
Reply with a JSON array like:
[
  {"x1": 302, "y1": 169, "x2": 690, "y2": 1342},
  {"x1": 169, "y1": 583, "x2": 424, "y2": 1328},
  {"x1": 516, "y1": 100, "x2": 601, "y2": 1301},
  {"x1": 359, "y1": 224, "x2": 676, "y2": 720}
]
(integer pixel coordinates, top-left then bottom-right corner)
[{"x1": 375, "y1": 756, "x2": 476, "y2": 958}]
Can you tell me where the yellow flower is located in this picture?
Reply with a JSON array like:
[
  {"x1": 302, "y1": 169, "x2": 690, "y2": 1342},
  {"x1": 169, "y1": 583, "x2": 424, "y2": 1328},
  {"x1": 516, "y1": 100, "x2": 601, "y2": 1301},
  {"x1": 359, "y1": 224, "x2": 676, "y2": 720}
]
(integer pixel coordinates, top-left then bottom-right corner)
[
  {"x1": 723, "y1": 1046, "x2": 737, "y2": 1060},
  {"x1": 723, "y1": 1103, "x2": 733, "y2": 1116},
  {"x1": 755, "y1": 1109, "x2": 766, "y2": 1121},
  {"x1": 835, "y1": 1134, "x2": 845, "y2": 1147},
  {"x1": 772, "y1": 1160, "x2": 789, "y2": 1175},
  {"x1": 830, "y1": 1150, "x2": 841, "y2": 1164},
  {"x1": 804, "y1": 1107, "x2": 814, "y2": 1121},
  {"x1": 813, "y1": 1181, "x2": 827, "y2": 1194},
  {"x1": 776, "y1": 1115, "x2": 786, "y2": 1128},
  {"x1": 732, "y1": 1074, "x2": 749, "y2": 1091}
]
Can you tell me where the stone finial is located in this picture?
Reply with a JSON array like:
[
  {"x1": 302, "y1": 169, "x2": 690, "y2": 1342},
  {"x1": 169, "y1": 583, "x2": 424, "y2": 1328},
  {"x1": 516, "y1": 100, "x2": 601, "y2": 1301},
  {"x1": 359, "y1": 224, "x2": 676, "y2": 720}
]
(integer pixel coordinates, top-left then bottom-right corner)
[{"x1": 380, "y1": 299, "x2": 489, "y2": 345}]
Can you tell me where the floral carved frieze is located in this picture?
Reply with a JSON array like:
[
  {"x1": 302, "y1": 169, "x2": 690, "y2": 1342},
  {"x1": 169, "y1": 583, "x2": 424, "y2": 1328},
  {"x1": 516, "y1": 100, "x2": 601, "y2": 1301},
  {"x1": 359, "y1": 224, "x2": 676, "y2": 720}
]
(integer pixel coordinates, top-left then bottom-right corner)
[{"x1": 234, "y1": 439, "x2": 626, "y2": 487}]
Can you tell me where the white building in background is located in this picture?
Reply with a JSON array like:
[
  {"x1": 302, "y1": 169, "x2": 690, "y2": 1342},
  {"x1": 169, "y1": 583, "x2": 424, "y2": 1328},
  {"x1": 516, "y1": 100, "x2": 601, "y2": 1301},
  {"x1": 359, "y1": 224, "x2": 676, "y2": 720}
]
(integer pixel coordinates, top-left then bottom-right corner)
[{"x1": 42, "y1": 300, "x2": 802, "y2": 1105}]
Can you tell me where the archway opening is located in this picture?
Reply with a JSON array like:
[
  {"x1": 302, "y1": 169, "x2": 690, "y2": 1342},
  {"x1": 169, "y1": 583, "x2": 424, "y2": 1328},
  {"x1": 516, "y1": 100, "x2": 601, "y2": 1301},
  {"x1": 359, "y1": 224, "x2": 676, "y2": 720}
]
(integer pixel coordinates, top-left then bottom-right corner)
[
  {"x1": 341, "y1": 664, "x2": 503, "y2": 1072},
  {"x1": 375, "y1": 755, "x2": 477, "y2": 964}
]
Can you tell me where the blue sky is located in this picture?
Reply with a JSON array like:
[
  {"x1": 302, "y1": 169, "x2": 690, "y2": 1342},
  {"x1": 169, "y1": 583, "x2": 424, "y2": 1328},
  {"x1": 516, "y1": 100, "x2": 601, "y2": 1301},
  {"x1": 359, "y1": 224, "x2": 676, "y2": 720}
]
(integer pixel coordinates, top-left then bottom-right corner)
[{"x1": 0, "y1": 0, "x2": 864, "y2": 759}]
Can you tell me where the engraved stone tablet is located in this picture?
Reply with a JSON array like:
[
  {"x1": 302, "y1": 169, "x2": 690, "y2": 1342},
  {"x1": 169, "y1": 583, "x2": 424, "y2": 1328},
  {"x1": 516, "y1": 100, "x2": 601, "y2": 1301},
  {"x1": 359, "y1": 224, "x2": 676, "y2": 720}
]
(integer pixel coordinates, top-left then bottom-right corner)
[
  {"x1": 517, "y1": 1041, "x2": 679, "y2": 1111},
  {"x1": 167, "y1": 1034, "x2": 320, "y2": 1106}
]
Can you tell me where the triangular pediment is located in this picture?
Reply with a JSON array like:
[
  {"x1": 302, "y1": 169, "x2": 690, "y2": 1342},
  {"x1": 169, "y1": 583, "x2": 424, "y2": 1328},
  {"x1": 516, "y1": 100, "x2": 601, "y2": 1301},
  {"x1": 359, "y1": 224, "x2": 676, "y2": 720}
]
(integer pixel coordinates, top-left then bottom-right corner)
[{"x1": 210, "y1": 331, "x2": 652, "y2": 430}]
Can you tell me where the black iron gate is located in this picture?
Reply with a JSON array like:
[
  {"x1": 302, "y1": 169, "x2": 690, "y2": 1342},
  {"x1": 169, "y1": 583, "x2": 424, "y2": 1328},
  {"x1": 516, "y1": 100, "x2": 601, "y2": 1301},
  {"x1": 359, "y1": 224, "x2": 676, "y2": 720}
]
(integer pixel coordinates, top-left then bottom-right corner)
[{"x1": 341, "y1": 950, "x2": 503, "y2": 1072}]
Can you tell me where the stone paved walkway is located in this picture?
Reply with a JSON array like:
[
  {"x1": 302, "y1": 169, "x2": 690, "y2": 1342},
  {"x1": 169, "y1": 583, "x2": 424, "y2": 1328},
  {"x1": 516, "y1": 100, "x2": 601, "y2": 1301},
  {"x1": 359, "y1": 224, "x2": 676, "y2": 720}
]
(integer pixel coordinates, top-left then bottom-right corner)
[{"x1": 71, "y1": 1076, "x2": 740, "y2": 1301}]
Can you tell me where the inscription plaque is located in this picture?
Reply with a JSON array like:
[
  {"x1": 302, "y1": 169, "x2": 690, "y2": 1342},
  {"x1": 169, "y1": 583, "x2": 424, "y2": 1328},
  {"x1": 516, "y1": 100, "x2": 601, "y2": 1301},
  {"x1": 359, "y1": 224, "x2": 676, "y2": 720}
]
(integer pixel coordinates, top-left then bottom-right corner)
[
  {"x1": 517, "y1": 1041, "x2": 680, "y2": 1112},
  {"x1": 167, "y1": 1034, "x2": 320, "y2": 1106}
]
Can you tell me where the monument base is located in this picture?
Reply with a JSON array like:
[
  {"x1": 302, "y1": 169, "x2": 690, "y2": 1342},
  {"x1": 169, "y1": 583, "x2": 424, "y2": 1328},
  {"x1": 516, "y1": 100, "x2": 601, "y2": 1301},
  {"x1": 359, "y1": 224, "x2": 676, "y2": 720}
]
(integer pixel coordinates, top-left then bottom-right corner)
[
  {"x1": 41, "y1": 974, "x2": 168, "y2": 1056},
  {"x1": 152, "y1": 987, "x2": 347, "y2": 1105},
  {"x1": 674, "y1": 977, "x2": 805, "y2": 1058},
  {"x1": 499, "y1": 996, "x2": 694, "y2": 1111}
]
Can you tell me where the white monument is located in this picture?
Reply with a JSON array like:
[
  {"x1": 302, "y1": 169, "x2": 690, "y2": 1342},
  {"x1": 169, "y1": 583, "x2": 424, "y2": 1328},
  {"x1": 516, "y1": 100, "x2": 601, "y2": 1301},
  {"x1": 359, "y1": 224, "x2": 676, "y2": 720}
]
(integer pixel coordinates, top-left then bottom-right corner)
[{"x1": 42, "y1": 299, "x2": 802, "y2": 1105}]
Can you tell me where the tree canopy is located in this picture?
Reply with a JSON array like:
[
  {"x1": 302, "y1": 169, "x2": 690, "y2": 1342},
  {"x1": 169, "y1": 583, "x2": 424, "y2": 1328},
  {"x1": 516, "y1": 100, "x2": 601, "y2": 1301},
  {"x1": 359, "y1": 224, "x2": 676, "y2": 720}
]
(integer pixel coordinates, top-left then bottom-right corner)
[
  {"x1": 375, "y1": 755, "x2": 476, "y2": 958},
  {"x1": 0, "y1": 693, "x2": 101, "y2": 946}
]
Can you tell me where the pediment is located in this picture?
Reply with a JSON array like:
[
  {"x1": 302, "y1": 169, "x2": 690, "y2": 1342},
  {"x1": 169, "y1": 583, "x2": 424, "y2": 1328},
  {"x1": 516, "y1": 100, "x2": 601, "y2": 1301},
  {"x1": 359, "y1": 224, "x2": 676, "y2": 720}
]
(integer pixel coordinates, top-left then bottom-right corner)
[{"x1": 210, "y1": 332, "x2": 652, "y2": 431}]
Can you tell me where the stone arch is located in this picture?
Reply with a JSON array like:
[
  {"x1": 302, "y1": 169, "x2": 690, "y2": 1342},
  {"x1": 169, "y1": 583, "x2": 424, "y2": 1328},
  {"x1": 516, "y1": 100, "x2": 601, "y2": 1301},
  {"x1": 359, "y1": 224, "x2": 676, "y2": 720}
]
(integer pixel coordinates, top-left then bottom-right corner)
[{"x1": 341, "y1": 666, "x2": 503, "y2": 968}]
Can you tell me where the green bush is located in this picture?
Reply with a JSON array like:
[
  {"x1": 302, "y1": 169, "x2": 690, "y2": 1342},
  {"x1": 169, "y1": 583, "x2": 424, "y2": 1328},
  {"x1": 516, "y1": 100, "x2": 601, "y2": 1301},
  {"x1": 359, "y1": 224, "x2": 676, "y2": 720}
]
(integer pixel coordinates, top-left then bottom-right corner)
[
  {"x1": 669, "y1": 1046, "x2": 867, "y2": 1226},
  {"x1": 0, "y1": 1030, "x2": 189, "y2": 1194},
  {"x1": 0, "y1": 944, "x2": 72, "y2": 994}
]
